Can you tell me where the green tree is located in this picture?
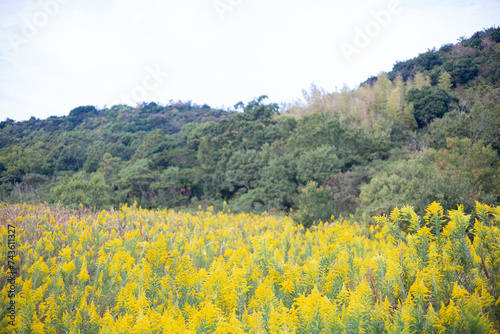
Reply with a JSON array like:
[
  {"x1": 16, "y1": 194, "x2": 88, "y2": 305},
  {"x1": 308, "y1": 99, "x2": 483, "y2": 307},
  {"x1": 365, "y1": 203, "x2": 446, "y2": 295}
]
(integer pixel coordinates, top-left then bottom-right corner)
[
  {"x1": 116, "y1": 159, "x2": 155, "y2": 206},
  {"x1": 224, "y1": 150, "x2": 262, "y2": 193},
  {"x1": 406, "y1": 86, "x2": 458, "y2": 128},
  {"x1": 69, "y1": 105, "x2": 98, "y2": 118},
  {"x1": 0, "y1": 143, "x2": 52, "y2": 183},
  {"x1": 358, "y1": 159, "x2": 429, "y2": 215},
  {"x1": 132, "y1": 129, "x2": 166, "y2": 160},
  {"x1": 53, "y1": 142, "x2": 87, "y2": 171},
  {"x1": 430, "y1": 138, "x2": 499, "y2": 195},
  {"x1": 421, "y1": 110, "x2": 471, "y2": 149},
  {"x1": 415, "y1": 50, "x2": 442, "y2": 71},
  {"x1": 149, "y1": 147, "x2": 197, "y2": 170},
  {"x1": 293, "y1": 181, "x2": 336, "y2": 228},
  {"x1": 50, "y1": 172, "x2": 111, "y2": 208},
  {"x1": 258, "y1": 154, "x2": 299, "y2": 210},
  {"x1": 239, "y1": 95, "x2": 280, "y2": 124},
  {"x1": 322, "y1": 166, "x2": 373, "y2": 217},
  {"x1": 444, "y1": 57, "x2": 479, "y2": 86},
  {"x1": 151, "y1": 167, "x2": 193, "y2": 208},
  {"x1": 412, "y1": 72, "x2": 431, "y2": 89},
  {"x1": 97, "y1": 153, "x2": 124, "y2": 180},
  {"x1": 296, "y1": 145, "x2": 343, "y2": 183},
  {"x1": 83, "y1": 141, "x2": 106, "y2": 173},
  {"x1": 438, "y1": 71, "x2": 453, "y2": 92},
  {"x1": 290, "y1": 112, "x2": 362, "y2": 164}
]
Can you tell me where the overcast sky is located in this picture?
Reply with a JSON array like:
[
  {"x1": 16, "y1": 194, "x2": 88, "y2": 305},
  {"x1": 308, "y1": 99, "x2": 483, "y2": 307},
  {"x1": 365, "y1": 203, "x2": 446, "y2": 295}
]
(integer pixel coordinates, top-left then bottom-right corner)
[{"x1": 0, "y1": 0, "x2": 498, "y2": 121}]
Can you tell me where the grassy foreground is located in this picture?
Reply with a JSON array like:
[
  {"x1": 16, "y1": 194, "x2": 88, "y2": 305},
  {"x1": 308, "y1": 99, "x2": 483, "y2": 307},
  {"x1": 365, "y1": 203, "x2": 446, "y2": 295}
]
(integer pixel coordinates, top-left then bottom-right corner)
[{"x1": 1, "y1": 202, "x2": 499, "y2": 333}]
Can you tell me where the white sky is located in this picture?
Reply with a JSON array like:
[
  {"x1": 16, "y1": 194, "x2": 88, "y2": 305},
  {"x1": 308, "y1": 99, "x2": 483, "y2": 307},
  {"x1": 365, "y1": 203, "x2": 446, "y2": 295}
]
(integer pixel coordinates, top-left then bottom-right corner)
[{"x1": 0, "y1": 0, "x2": 499, "y2": 121}]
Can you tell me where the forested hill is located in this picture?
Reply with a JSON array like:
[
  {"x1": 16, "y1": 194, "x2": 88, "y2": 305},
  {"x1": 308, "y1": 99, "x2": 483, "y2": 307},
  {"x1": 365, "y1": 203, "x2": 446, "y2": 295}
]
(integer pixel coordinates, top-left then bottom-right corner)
[{"x1": 1, "y1": 27, "x2": 499, "y2": 224}]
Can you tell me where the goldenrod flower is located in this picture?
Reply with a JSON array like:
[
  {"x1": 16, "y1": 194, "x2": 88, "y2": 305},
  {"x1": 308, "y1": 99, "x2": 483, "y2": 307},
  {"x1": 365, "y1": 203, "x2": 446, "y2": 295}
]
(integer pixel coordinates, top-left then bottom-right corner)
[
  {"x1": 61, "y1": 260, "x2": 76, "y2": 274},
  {"x1": 77, "y1": 259, "x2": 90, "y2": 282}
]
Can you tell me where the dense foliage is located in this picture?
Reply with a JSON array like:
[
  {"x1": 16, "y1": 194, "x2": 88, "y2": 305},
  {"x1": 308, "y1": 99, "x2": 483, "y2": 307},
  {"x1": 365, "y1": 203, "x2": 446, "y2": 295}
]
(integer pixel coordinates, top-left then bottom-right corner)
[
  {"x1": 0, "y1": 27, "x2": 499, "y2": 223},
  {"x1": 1, "y1": 202, "x2": 499, "y2": 333}
]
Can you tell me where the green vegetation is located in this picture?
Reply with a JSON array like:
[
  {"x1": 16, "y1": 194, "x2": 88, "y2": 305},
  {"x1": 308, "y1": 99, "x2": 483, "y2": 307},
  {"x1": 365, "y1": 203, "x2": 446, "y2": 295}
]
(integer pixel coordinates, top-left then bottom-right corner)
[{"x1": 1, "y1": 27, "x2": 499, "y2": 224}]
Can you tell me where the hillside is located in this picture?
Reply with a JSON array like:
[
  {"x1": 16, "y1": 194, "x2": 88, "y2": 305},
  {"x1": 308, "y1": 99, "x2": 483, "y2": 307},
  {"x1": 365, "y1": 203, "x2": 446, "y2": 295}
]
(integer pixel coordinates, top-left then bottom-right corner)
[{"x1": 1, "y1": 27, "x2": 499, "y2": 222}]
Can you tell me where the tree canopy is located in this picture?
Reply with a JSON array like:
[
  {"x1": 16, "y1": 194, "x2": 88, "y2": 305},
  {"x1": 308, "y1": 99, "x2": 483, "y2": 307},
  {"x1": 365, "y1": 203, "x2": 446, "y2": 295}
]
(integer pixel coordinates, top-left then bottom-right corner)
[{"x1": 1, "y1": 27, "x2": 499, "y2": 223}]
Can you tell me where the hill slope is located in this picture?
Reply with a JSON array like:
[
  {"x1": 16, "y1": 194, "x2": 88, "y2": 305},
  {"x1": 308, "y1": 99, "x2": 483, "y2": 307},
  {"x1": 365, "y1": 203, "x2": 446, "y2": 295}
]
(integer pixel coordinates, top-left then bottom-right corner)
[{"x1": 1, "y1": 27, "x2": 499, "y2": 220}]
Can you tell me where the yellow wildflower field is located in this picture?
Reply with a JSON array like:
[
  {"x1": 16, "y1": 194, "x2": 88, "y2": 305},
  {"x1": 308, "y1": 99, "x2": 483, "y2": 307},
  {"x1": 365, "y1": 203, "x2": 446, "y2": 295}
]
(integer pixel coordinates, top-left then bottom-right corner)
[{"x1": 1, "y1": 202, "x2": 499, "y2": 333}]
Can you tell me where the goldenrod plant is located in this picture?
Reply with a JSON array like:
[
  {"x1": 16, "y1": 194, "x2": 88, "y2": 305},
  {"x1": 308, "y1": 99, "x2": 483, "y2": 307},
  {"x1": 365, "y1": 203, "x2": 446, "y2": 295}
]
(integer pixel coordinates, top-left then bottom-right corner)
[{"x1": 1, "y1": 201, "x2": 499, "y2": 333}]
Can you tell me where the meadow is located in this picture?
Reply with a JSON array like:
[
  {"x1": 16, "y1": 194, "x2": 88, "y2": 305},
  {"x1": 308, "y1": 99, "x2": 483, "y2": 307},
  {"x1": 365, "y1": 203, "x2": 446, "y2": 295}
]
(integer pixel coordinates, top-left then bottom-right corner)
[{"x1": 1, "y1": 202, "x2": 499, "y2": 333}]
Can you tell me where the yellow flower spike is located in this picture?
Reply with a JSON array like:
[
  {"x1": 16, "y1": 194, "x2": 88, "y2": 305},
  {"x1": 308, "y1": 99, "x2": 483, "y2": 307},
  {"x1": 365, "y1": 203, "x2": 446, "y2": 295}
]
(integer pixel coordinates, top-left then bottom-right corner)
[
  {"x1": 478, "y1": 286, "x2": 495, "y2": 308},
  {"x1": 408, "y1": 277, "x2": 430, "y2": 303},
  {"x1": 132, "y1": 308, "x2": 151, "y2": 334},
  {"x1": 32, "y1": 311, "x2": 46, "y2": 334},
  {"x1": 0, "y1": 225, "x2": 7, "y2": 237},
  {"x1": 61, "y1": 260, "x2": 76, "y2": 274},
  {"x1": 59, "y1": 246, "x2": 72, "y2": 262},
  {"x1": 280, "y1": 279, "x2": 295, "y2": 295},
  {"x1": 57, "y1": 277, "x2": 65, "y2": 289},
  {"x1": 425, "y1": 202, "x2": 444, "y2": 222},
  {"x1": 98, "y1": 271, "x2": 104, "y2": 285},
  {"x1": 451, "y1": 284, "x2": 470, "y2": 304},
  {"x1": 77, "y1": 259, "x2": 90, "y2": 282}
]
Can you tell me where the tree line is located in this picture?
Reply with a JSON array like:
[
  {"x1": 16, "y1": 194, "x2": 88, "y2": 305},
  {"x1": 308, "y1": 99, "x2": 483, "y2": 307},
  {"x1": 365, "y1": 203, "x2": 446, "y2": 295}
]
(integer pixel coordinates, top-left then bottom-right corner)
[{"x1": 1, "y1": 27, "x2": 499, "y2": 225}]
